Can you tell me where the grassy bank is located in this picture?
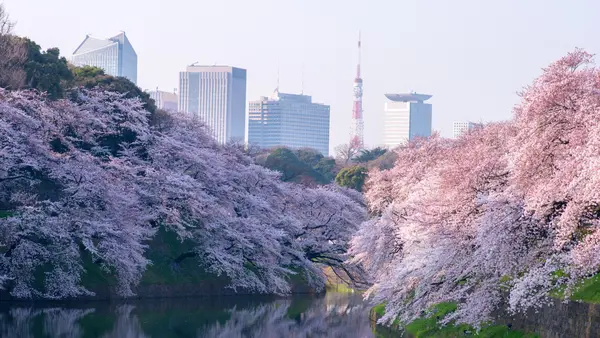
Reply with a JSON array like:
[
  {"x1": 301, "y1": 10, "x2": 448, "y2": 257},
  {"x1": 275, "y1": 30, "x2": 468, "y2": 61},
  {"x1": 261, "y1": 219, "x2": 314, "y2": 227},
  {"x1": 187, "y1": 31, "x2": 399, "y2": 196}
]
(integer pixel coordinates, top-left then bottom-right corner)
[
  {"x1": 553, "y1": 273, "x2": 600, "y2": 303},
  {"x1": 369, "y1": 271, "x2": 600, "y2": 337},
  {"x1": 371, "y1": 303, "x2": 538, "y2": 338}
]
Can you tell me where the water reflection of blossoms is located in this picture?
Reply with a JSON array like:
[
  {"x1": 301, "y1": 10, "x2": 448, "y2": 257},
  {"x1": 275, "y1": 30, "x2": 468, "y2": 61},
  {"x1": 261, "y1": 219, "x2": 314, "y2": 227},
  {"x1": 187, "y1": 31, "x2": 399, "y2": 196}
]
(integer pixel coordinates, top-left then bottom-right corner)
[
  {"x1": 201, "y1": 293, "x2": 373, "y2": 338},
  {"x1": 0, "y1": 294, "x2": 374, "y2": 338}
]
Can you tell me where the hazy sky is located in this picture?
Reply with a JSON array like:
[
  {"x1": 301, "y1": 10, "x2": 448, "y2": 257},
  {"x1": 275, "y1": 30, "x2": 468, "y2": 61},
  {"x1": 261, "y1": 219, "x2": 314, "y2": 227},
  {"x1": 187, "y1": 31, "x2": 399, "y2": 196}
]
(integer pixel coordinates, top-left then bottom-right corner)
[{"x1": 5, "y1": 0, "x2": 600, "y2": 153}]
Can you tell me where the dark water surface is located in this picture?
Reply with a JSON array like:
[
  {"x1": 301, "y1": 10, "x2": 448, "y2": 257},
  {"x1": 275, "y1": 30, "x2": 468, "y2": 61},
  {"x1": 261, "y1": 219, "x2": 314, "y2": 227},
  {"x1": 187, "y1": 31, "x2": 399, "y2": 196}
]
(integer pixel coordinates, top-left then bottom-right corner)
[{"x1": 0, "y1": 292, "x2": 385, "y2": 338}]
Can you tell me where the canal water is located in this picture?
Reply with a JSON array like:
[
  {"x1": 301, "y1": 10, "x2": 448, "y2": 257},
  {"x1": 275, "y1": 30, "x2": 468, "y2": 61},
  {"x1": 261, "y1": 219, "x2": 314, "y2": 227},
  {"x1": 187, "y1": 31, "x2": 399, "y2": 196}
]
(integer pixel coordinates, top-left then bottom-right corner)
[{"x1": 0, "y1": 292, "x2": 392, "y2": 337}]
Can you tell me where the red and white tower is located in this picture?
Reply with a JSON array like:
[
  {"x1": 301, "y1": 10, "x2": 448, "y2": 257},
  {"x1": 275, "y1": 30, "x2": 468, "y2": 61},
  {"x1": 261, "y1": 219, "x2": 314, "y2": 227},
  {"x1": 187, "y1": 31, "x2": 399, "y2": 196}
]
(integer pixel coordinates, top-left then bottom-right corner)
[{"x1": 350, "y1": 31, "x2": 364, "y2": 149}]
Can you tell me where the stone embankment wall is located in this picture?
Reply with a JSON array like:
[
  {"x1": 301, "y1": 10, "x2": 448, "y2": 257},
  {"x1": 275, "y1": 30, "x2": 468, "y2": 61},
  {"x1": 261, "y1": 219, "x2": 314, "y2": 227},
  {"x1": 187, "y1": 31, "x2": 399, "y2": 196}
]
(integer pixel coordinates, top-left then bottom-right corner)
[
  {"x1": 497, "y1": 300, "x2": 600, "y2": 338},
  {"x1": 369, "y1": 300, "x2": 600, "y2": 338}
]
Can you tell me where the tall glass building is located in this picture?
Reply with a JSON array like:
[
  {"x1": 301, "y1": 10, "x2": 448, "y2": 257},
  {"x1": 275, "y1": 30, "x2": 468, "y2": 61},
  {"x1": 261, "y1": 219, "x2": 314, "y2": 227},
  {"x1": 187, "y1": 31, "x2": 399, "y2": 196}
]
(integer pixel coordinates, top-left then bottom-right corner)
[
  {"x1": 72, "y1": 32, "x2": 138, "y2": 84},
  {"x1": 383, "y1": 93, "x2": 432, "y2": 148},
  {"x1": 248, "y1": 90, "x2": 331, "y2": 156},
  {"x1": 178, "y1": 65, "x2": 247, "y2": 144},
  {"x1": 148, "y1": 90, "x2": 178, "y2": 111}
]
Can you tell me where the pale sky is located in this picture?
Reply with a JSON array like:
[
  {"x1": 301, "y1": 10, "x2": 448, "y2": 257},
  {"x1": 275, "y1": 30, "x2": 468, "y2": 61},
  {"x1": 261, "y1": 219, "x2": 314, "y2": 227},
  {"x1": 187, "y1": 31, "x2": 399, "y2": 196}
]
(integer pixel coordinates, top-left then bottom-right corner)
[{"x1": 4, "y1": 0, "x2": 600, "y2": 153}]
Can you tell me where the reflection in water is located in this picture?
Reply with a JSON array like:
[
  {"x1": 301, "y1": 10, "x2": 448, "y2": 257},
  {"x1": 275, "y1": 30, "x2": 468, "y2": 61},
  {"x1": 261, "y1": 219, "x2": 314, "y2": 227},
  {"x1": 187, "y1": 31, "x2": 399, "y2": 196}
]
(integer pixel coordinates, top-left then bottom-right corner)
[
  {"x1": 0, "y1": 293, "x2": 380, "y2": 338},
  {"x1": 0, "y1": 308, "x2": 95, "y2": 338}
]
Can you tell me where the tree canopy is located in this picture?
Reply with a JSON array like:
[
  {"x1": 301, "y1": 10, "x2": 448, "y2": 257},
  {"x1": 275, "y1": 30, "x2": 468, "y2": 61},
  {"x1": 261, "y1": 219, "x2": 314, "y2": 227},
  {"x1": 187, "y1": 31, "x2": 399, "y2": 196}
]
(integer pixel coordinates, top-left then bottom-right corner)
[
  {"x1": 350, "y1": 49, "x2": 600, "y2": 329},
  {"x1": 353, "y1": 147, "x2": 387, "y2": 163},
  {"x1": 69, "y1": 65, "x2": 156, "y2": 114},
  {"x1": 0, "y1": 88, "x2": 366, "y2": 299},
  {"x1": 335, "y1": 166, "x2": 368, "y2": 192},
  {"x1": 21, "y1": 38, "x2": 72, "y2": 99},
  {"x1": 262, "y1": 147, "x2": 335, "y2": 185}
]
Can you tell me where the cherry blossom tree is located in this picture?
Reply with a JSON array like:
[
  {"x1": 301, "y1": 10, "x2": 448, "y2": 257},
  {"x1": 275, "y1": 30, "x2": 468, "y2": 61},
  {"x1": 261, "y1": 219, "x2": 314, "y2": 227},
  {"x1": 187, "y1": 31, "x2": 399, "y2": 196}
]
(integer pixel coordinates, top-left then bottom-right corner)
[
  {"x1": 0, "y1": 89, "x2": 155, "y2": 298},
  {"x1": 0, "y1": 88, "x2": 366, "y2": 298},
  {"x1": 351, "y1": 49, "x2": 600, "y2": 328},
  {"x1": 141, "y1": 114, "x2": 367, "y2": 293}
]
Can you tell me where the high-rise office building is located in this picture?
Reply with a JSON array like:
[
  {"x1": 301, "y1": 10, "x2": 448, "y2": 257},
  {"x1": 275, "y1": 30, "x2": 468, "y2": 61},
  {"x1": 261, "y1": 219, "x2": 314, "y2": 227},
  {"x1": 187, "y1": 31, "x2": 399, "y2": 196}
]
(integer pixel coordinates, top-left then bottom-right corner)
[
  {"x1": 383, "y1": 93, "x2": 432, "y2": 148},
  {"x1": 248, "y1": 90, "x2": 330, "y2": 156},
  {"x1": 178, "y1": 65, "x2": 246, "y2": 144},
  {"x1": 148, "y1": 89, "x2": 178, "y2": 111},
  {"x1": 453, "y1": 121, "x2": 483, "y2": 138},
  {"x1": 72, "y1": 32, "x2": 138, "y2": 84}
]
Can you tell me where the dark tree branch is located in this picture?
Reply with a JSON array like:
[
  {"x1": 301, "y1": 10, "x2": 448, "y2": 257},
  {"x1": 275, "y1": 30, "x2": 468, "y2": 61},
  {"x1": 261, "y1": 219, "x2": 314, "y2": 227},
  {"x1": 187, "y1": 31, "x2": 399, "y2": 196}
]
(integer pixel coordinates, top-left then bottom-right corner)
[{"x1": 174, "y1": 251, "x2": 197, "y2": 264}]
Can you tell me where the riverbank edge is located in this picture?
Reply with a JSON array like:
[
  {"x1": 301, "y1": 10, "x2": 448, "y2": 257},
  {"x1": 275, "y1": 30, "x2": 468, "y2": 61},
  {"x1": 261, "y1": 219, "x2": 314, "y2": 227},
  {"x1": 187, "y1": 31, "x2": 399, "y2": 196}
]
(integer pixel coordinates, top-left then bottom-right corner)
[
  {"x1": 0, "y1": 280, "x2": 321, "y2": 303},
  {"x1": 368, "y1": 303, "x2": 540, "y2": 338},
  {"x1": 0, "y1": 279, "x2": 325, "y2": 303}
]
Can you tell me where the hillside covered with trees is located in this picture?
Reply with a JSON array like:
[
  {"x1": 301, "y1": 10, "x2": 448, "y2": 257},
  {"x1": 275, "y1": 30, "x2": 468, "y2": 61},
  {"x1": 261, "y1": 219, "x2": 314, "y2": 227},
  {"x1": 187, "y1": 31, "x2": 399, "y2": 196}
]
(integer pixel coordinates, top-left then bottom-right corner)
[
  {"x1": 0, "y1": 88, "x2": 366, "y2": 299},
  {"x1": 0, "y1": 7, "x2": 367, "y2": 299}
]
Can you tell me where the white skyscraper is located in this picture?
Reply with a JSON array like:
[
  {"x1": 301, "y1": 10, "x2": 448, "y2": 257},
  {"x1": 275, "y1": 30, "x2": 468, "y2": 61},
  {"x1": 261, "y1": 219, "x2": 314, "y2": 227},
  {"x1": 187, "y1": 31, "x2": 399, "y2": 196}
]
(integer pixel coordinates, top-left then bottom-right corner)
[
  {"x1": 178, "y1": 65, "x2": 247, "y2": 144},
  {"x1": 72, "y1": 32, "x2": 137, "y2": 84},
  {"x1": 383, "y1": 93, "x2": 432, "y2": 148},
  {"x1": 148, "y1": 90, "x2": 178, "y2": 111},
  {"x1": 248, "y1": 90, "x2": 330, "y2": 156},
  {"x1": 453, "y1": 121, "x2": 483, "y2": 138}
]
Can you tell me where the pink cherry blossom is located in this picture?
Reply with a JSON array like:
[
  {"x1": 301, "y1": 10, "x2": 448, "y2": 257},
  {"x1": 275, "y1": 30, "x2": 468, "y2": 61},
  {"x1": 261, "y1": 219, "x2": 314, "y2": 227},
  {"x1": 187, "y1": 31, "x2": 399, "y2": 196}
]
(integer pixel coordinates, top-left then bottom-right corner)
[{"x1": 350, "y1": 49, "x2": 600, "y2": 328}]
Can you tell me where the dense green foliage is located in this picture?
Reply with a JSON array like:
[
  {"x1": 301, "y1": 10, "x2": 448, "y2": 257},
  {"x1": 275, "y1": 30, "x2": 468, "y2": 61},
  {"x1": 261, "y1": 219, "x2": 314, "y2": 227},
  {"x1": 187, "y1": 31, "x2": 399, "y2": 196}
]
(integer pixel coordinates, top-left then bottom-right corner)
[
  {"x1": 313, "y1": 157, "x2": 336, "y2": 182},
  {"x1": 550, "y1": 272, "x2": 600, "y2": 303},
  {"x1": 296, "y1": 148, "x2": 337, "y2": 182},
  {"x1": 354, "y1": 147, "x2": 387, "y2": 163},
  {"x1": 570, "y1": 274, "x2": 600, "y2": 302},
  {"x1": 260, "y1": 146, "x2": 395, "y2": 189},
  {"x1": 262, "y1": 147, "x2": 334, "y2": 185},
  {"x1": 21, "y1": 38, "x2": 72, "y2": 99},
  {"x1": 295, "y1": 148, "x2": 324, "y2": 167},
  {"x1": 335, "y1": 166, "x2": 367, "y2": 192},
  {"x1": 70, "y1": 65, "x2": 157, "y2": 113}
]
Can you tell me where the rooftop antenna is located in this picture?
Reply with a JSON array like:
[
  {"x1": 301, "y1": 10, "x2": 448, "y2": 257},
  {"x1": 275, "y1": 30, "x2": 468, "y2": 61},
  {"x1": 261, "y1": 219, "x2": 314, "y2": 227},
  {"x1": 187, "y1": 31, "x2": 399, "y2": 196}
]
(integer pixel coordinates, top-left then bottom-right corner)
[
  {"x1": 190, "y1": 61, "x2": 199, "y2": 67},
  {"x1": 276, "y1": 61, "x2": 280, "y2": 92},
  {"x1": 358, "y1": 30, "x2": 361, "y2": 75}
]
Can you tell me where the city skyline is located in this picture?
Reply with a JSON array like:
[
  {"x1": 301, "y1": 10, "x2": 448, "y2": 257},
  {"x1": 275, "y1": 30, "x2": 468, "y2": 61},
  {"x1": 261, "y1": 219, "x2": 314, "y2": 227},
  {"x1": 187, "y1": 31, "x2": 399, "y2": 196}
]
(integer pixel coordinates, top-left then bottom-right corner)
[{"x1": 7, "y1": 0, "x2": 600, "y2": 154}]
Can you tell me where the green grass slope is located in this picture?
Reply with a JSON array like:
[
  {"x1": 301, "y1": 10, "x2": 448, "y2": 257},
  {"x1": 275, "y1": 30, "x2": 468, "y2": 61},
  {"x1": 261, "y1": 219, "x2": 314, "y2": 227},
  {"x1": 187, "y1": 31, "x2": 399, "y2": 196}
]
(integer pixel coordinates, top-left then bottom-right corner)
[{"x1": 371, "y1": 303, "x2": 538, "y2": 338}]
